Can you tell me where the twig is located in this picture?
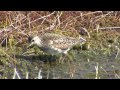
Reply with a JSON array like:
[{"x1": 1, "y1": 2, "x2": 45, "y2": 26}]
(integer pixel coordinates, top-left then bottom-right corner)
[
  {"x1": 26, "y1": 71, "x2": 29, "y2": 79},
  {"x1": 13, "y1": 68, "x2": 21, "y2": 79},
  {"x1": 0, "y1": 14, "x2": 26, "y2": 34},
  {"x1": 94, "y1": 27, "x2": 120, "y2": 30},
  {"x1": 38, "y1": 69, "x2": 42, "y2": 79},
  {"x1": 29, "y1": 11, "x2": 56, "y2": 24},
  {"x1": 100, "y1": 66, "x2": 108, "y2": 74},
  {"x1": 82, "y1": 11, "x2": 103, "y2": 16},
  {"x1": 96, "y1": 24, "x2": 100, "y2": 33},
  {"x1": 115, "y1": 46, "x2": 119, "y2": 59},
  {"x1": 56, "y1": 11, "x2": 63, "y2": 28},
  {"x1": 95, "y1": 62, "x2": 100, "y2": 79},
  {"x1": 115, "y1": 73, "x2": 120, "y2": 79},
  {"x1": 0, "y1": 11, "x2": 56, "y2": 34},
  {"x1": 93, "y1": 11, "x2": 114, "y2": 22}
]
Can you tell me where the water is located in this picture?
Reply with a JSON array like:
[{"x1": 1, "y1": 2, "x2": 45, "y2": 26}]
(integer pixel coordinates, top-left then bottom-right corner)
[
  {"x1": 11, "y1": 48, "x2": 120, "y2": 79},
  {"x1": 1, "y1": 46, "x2": 120, "y2": 79}
]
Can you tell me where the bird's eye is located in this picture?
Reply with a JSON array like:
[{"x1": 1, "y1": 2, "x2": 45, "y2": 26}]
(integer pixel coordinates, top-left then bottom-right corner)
[{"x1": 31, "y1": 39, "x2": 34, "y2": 42}]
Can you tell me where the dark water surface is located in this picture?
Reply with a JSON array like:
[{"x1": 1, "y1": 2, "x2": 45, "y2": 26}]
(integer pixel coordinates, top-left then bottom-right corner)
[
  {"x1": 11, "y1": 48, "x2": 120, "y2": 79},
  {"x1": 1, "y1": 47, "x2": 120, "y2": 79}
]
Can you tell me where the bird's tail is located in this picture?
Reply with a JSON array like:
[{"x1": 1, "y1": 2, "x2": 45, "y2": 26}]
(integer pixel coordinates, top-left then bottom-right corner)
[{"x1": 79, "y1": 37, "x2": 86, "y2": 43}]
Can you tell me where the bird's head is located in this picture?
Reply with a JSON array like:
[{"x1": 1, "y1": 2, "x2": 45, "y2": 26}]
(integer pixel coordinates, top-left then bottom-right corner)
[{"x1": 27, "y1": 36, "x2": 42, "y2": 48}]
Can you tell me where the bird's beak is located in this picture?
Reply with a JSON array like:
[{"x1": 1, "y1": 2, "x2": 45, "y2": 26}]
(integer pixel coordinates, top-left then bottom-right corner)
[{"x1": 27, "y1": 43, "x2": 34, "y2": 49}]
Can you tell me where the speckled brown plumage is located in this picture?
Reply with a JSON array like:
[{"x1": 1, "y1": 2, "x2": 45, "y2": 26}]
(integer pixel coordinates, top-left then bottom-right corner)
[{"x1": 28, "y1": 33, "x2": 86, "y2": 55}]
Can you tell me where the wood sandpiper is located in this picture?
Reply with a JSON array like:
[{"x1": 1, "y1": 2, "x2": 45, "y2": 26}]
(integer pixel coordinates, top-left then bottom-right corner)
[{"x1": 28, "y1": 33, "x2": 86, "y2": 61}]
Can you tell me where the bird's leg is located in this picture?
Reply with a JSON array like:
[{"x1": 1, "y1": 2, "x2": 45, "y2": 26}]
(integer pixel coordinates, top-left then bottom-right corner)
[
  {"x1": 67, "y1": 51, "x2": 75, "y2": 61},
  {"x1": 59, "y1": 54, "x2": 72, "y2": 63},
  {"x1": 66, "y1": 53, "x2": 73, "y2": 61},
  {"x1": 58, "y1": 54, "x2": 66, "y2": 63},
  {"x1": 58, "y1": 52, "x2": 74, "y2": 63},
  {"x1": 58, "y1": 54, "x2": 63, "y2": 63}
]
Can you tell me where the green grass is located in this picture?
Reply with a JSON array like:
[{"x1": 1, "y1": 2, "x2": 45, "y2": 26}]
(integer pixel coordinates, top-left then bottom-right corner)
[{"x1": 0, "y1": 11, "x2": 120, "y2": 79}]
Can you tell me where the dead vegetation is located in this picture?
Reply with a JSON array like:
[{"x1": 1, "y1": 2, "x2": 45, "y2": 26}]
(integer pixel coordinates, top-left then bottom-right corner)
[{"x1": 0, "y1": 11, "x2": 120, "y2": 79}]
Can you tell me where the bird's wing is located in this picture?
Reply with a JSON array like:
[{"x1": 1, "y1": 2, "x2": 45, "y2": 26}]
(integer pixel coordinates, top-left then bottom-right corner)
[
  {"x1": 50, "y1": 37, "x2": 79, "y2": 50},
  {"x1": 41, "y1": 33, "x2": 79, "y2": 50}
]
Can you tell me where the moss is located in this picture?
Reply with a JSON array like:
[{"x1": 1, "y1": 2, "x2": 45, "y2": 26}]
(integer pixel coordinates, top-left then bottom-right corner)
[
  {"x1": 0, "y1": 11, "x2": 120, "y2": 78},
  {"x1": 107, "y1": 39, "x2": 114, "y2": 43}
]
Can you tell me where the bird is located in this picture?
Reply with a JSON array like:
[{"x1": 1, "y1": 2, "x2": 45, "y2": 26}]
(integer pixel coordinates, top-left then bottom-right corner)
[{"x1": 28, "y1": 33, "x2": 86, "y2": 56}]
